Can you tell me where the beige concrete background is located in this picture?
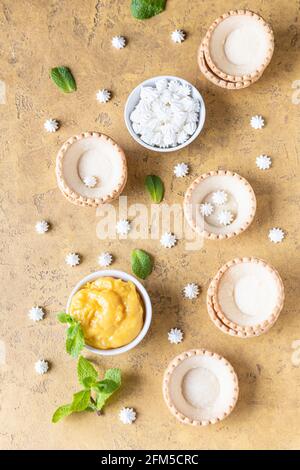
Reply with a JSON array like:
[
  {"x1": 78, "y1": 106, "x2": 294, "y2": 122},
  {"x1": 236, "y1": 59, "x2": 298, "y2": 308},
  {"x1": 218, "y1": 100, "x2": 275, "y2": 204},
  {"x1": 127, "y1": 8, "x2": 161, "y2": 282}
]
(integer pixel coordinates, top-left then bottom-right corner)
[{"x1": 0, "y1": 0, "x2": 299, "y2": 450}]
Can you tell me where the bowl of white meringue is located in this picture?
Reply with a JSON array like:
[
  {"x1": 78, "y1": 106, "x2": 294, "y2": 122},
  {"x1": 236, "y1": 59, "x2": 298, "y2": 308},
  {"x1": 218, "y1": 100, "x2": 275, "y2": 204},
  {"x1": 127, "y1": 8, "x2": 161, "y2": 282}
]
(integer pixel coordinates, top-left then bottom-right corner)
[{"x1": 124, "y1": 75, "x2": 206, "y2": 152}]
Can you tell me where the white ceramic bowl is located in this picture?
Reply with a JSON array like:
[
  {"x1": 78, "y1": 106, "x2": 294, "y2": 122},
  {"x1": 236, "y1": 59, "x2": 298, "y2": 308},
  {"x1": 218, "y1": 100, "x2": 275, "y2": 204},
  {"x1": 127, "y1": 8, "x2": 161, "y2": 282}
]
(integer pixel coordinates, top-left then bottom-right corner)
[
  {"x1": 124, "y1": 75, "x2": 206, "y2": 153},
  {"x1": 66, "y1": 270, "x2": 152, "y2": 356}
]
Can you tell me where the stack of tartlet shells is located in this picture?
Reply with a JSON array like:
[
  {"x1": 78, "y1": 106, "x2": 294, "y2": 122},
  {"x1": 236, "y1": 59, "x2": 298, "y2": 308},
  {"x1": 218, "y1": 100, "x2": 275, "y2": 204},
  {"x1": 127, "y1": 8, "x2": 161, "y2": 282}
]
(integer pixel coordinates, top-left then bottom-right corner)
[
  {"x1": 207, "y1": 257, "x2": 285, "y2": 338},
  {"x1": 198, "y1": 10, "x2": 274, "y2": 90}
]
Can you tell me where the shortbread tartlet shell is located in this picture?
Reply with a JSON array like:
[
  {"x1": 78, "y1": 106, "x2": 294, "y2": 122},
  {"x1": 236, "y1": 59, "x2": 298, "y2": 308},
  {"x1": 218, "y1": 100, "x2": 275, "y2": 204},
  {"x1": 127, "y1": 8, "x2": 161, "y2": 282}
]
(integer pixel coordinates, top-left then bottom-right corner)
[
  {"x1": 56, "y1": 132, "x2": 127, "y2": 207},
  {"x1": 163, "y1": 349, "x2": 239, "y2": 426},
  {"x1": 184, "y1": 170, "x2": 256, "y2": 240},
  {"x1": 207, "y1": 257, "x2": 284, "y2": 335},
  {"x1": 202, "y1": 10, "x2": 274, "y2": 82}
]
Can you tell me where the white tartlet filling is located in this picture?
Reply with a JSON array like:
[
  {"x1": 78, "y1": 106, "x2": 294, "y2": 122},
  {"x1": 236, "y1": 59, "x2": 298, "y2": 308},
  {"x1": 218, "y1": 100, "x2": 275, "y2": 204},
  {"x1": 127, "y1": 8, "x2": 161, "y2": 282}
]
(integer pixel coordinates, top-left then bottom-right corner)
[
  {"x1": 224, "y1": 27, "x2": 262, "y2": 66},
  {"x1": 182, "y1": 367, "x2": 220, "y2": 408}
]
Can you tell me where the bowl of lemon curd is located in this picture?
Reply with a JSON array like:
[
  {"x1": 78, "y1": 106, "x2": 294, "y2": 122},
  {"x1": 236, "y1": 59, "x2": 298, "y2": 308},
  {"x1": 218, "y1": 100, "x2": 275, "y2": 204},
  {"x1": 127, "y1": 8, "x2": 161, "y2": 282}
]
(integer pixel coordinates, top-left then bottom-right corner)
[{"x1": 66, "y1": 270, "x2": 152, "y2": 356}]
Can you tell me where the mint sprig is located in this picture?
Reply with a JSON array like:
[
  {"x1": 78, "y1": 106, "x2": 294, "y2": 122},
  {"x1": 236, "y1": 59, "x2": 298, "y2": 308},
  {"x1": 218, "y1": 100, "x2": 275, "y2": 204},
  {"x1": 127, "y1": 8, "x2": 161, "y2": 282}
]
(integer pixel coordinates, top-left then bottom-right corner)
[
  {"x1": 145, "y1": 175, "x2": 164, "y2": 203},
  {"x1": 131, "y1": 0, "x2": 166, "y2": 20},
  {"x1": 131, "y1": 249, "x2": 153, "y2": 280},
  {"x1": 57, "y1": 312, "x2": 85, "y2": 358},
  {"x1": 50, "y1": 66, "x2": 76, "y2": 93},
  {"x1": 52, "y1": 356, "x2": 121, "y2": 423}
]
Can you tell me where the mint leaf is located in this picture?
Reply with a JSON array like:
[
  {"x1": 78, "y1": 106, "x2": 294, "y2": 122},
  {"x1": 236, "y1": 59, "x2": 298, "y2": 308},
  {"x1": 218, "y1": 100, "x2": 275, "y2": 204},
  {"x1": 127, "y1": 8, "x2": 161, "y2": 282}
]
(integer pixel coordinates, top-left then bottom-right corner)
[
  {"x1": 105, "y1": 368, "x2": 121, "y2": 386},
  {"x1": 96, "y1": 394, "x2": 105, "y2": 411},
  {"x1": 96, "y1": 391, "x2": 110, "y2": 411},
  {"x1": 95, "y1": 369, "x2": 122, "y2": 411},
  {"x1": 71, "y1": 390, "x2": 91, "y2": 412},
  {"x1": 93, "y1": 379, "x2": 119, "y2": 394},
  {"x1": 131, "y1": 249, "x2": 153, "y2": 280},
  {"x1": 145, "y1": 175, "x2": 164, "y2": 203},
  {"x1": 77, "y1": 356, "x2": 98, "y2": 388},
  {"x1": 82, "y1": 376, "x2": 96, "y2": 389},
  {"x1": 57, "y1": 312, "x2": 73, "y2": 324},
  {"x1": 131, "y1": 0, "x2": 166, "y2": 19},
  {"x1": 50, "y1": 66, "x2": 76, "y2": 93},
  {"x1": 57, "y1": 312, "x2": 85, "y2": 358},
  {"x1": 66, "y1": 322, "x2": 85, "y2": 358},
  {"x1": 52, "y1": 404, "x2": 72, "y2": 423},
  {"x1": 86, "y1": 401, "x2": 98, "y2": 412}
]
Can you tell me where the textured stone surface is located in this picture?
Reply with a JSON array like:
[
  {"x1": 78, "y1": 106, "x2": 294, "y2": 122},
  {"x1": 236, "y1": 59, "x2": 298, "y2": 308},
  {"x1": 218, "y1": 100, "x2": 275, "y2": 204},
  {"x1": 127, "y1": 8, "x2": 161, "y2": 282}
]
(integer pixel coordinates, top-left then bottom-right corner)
[{"x1": 0, "y1": 0, "x2": 300, "y2": 450}]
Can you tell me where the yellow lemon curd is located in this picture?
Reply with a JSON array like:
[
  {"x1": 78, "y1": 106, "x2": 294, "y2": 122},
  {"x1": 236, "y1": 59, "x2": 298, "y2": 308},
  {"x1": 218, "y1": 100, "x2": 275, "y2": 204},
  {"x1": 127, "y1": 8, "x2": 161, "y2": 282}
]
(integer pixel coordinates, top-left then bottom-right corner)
[{"x1": 69, "y1": 277, "x2": 144, "y2": 349}]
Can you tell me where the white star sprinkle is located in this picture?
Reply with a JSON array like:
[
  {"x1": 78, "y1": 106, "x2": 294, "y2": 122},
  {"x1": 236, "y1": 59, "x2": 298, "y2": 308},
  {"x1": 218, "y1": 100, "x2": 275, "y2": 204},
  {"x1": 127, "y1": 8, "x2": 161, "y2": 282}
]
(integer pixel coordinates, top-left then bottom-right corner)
[
  {"x1": 98, "y1": 252, "x2": 113, "y2": 267},
  {"x1": 256, "y1": 154, "x2": 272, "y2": 170},
  {"x1": 174, "y1": 162, "x2": 189, "y2": 177},
  {"x1": 160, "y1": 232, "x2": 177, "y2": 248},
  {"x1": 96, "y1": 89, "x2": 111, "y2": 103},
  {"x1": 183, "y1": 283, "x2": 200, "y2": 300},
  {"x1": 83, "y1": 175, "x2": 97, "y2": 188},
  {"x1": 116, "y1": 219, "x2": 131, "y2": 236},
  {"x1": 35, "y1": 359, "x2": 49, "y2": 375},
  {"x1": 218, "y1": 210, "x2": 234, "y2": 226},
  {"x1": 112, "y1": 35, "x2": 126, "y2": 49},
  {"x1": 268, "y1": 227, "x2": 285, "y2": 243},
  {"x1": 171, "y1": 29, "x2": 186, "y2": 43},
  {"x1": 44, "y1": 118, "x2": 59, "y2": 133},
  {"x1": 119, "y1": 407, "x2": 136, "y2": 424},
  {"x1": 250, "y1": 115, "x2": 265, "y2": 129},
  {"x1": 212, "y1": 190, "x2": 228, "y2": 205},
  {"x1": 35, "y1": 220, "x2": 49, "y2": 234},
  {"x1": 28, "y1": 306, "x2": 45, "y2": 322},
  {"x1": 168, "y1": 328, "x2": 183, "y2": 344},
  {"x1": 200, "y1": 202, "x2": 214, "y2": 217},
  {"x1": 65, "y1": 253, "x2": 81, "y2": 267}
]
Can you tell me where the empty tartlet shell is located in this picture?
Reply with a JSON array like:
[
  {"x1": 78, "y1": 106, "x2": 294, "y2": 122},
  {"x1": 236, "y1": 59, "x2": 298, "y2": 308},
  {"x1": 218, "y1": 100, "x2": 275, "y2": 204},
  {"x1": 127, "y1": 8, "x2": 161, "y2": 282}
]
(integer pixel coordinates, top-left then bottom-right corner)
[
  {"x1": 202, "y1": 10, "x2": 274, "y2": 82},
  {"x1": 56, "y1": 132, "x2": 127, "y2": 207},
  {"x1": 184, "y1": 170, "x2": 256, "y2": 240},
  {"x1": 163, "y1": 349, "x2": 239, "y2": 426},
  {"x1": 198, "y1": 46, "x2": 254, "y2": 90},
  {"x1": 208, "y1": 257, "x2": 284, "y2": 334}
]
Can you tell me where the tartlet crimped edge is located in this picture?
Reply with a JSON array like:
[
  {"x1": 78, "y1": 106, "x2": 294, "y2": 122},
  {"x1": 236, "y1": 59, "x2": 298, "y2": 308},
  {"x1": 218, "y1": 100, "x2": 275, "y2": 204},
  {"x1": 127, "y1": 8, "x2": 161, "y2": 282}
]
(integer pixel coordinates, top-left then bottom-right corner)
[
  {"x1": 198, "y1": 46, "x2": 256, "y2": 90},
  {"x1": 207, "y1": 287, "x2": 278, "y2": 338},
  {"x1": 207, "y1": 291, "x2": 251, "y2": 338}
]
